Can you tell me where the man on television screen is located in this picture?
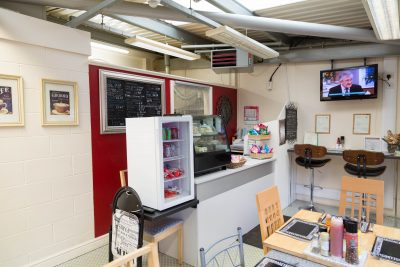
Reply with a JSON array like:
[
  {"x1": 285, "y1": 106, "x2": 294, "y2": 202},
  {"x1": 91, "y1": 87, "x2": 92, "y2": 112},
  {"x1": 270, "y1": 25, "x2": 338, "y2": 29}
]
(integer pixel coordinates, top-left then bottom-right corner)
[{"x1": 328, "y1": 71, "x2": 364, "y2": 97}]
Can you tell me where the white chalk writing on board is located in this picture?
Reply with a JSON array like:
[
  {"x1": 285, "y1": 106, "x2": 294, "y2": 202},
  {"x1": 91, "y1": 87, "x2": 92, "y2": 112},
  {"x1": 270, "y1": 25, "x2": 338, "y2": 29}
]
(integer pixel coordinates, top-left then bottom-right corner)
[{"x1": 111, "y1": 209, "x2": 139, "y2": 258}]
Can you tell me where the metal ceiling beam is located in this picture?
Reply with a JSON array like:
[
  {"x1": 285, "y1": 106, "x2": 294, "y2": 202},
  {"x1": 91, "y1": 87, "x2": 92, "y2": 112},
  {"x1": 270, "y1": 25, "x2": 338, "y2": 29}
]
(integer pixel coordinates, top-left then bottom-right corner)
[
  {"x1": 12, "y1": 0, "x2": 191, "y2": 21},
  {"x1": 200, "y1": 11, "x2": 400, "y2": 45},
  {"x1": 11, "y1": 0, "x2": 400, "y2": 45},
  {"x1": 108, "y1": 14, "x2": 208, "y2": 44},
  {"x1": 48, "y1": 14, "x2": 161, "y2": 55},
  {"x1": 264, "y1": 44, "x2": 400, "y2": 63},
  {"x1": 160, "y1": 0, "x2": 221, "y2": 28},
  {"x1": 206, "y1": 0, "x2": 289, "y2": 43},
  {"x1": 206, "y1": 0, "x2": 252, "y2": 15},
  {"x1": 65, "y1": 0, "x2": 122, "y2": 28}
]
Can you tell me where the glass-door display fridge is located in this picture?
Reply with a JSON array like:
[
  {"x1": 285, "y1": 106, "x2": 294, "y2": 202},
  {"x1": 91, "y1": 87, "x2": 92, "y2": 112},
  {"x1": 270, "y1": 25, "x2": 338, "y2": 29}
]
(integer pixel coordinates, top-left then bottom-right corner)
[
  {"x1": 126, "y1": 116, "x2": 194, "y2": 211},
  {"x1": 193, "y1": 115, "x2": 231, "y2": 176}
]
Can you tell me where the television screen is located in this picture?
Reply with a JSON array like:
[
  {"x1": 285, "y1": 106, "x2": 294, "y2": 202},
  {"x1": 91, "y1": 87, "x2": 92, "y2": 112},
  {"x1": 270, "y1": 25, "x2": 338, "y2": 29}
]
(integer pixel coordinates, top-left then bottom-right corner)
[{"x1": 320, "y1": 64, "x2": 378, "y2": 101}]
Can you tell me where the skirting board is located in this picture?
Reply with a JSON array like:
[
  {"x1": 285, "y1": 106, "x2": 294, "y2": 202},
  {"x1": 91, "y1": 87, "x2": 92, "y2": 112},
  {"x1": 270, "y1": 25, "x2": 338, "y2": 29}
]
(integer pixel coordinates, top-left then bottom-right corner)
[{"x1": 24, "y1": 234, "x2": 108, "y2": 267}]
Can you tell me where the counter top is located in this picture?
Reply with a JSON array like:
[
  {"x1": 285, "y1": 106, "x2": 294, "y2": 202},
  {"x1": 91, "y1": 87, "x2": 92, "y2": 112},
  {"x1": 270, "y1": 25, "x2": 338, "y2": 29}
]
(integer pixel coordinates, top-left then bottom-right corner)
[
  {"x1": 195, "y1": 157, "x2": 276, "y2": 185},
  {"x1": 287, "y1": 148, "x2": 400, "y2": 159}
]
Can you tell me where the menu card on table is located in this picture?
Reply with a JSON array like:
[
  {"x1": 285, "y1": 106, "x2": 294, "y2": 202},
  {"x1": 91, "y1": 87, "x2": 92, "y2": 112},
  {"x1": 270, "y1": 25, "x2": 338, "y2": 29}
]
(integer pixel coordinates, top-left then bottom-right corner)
[
  {"x1": 371, "y1": 236, "x2": 400, "y2": 264},
  {"x1": 278, "y1": 218, "x2": 319, "y2": 241}
]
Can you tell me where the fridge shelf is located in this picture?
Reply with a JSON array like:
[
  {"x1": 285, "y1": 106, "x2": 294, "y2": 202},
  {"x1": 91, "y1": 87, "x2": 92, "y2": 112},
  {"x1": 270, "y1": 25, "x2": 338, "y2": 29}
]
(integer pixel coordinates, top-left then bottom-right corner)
[
  {"x1": 164, "y1": 192, "x2": 190, "y2": 203},
  {"x1": 164, "y1": 175, "x2": 186, "y2": 182},
  {"x1": 163, "y1": 155, "x2": 185, "y2": 162},
  {"x1": 163, "y1": 139, "x2": 184, "y2": 143}
]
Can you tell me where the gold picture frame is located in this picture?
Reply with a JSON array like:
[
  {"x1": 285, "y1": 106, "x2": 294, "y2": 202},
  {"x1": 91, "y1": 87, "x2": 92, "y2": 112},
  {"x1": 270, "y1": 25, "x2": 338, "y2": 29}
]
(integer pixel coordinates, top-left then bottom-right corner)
[
  {"x1": 315, "y1": 114, "x2": 330, "y2": 134},
  {"x1": 0, "y1": 74, "x2": 24, "y2": 127},
  {"x1": 41, "y1": 79, "x2": 78, "y2": 126},
  {"x1": 353, "y1": 113, "x2": 370, "y2": 135}
]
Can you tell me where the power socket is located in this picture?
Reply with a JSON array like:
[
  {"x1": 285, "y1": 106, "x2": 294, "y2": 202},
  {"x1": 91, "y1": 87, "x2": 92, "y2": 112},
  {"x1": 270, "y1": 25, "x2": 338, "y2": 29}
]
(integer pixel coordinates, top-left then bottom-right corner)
[{"x1": 267, "y1": 81, "x2": 273, "y2": 90}]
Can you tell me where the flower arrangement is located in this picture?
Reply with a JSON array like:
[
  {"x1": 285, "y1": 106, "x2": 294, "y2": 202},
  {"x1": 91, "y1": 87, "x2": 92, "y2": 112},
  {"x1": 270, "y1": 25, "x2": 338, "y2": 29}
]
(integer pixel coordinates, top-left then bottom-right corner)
[{"x1": 382, "y1": 130, "x2": 400, "y2": 153}]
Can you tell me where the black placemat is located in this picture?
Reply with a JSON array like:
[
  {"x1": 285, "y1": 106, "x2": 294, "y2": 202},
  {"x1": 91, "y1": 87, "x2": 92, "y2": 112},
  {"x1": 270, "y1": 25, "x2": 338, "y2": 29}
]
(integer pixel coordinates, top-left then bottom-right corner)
[
  {"x1": 279, "y1": 218, "x2": 319, "y2": 241},
  {"x1": 255, "y1": 257, "x2": 296, "y2": 267},
  {"x1": 371, "y1": 236, "x2": 400, "y2": 264}
]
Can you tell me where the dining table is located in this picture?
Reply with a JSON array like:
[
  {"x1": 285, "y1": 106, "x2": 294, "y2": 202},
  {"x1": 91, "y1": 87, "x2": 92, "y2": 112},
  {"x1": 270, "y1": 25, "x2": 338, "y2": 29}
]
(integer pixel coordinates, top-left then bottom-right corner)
[{"x1": 262, "y1": 209, "x2": 400, "y2": 267}]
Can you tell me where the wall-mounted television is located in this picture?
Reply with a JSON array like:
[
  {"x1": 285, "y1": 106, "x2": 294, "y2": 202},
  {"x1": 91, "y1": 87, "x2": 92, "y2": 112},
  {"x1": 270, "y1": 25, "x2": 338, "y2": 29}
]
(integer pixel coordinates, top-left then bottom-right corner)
[{"x1": 320, "y1": 64, "x2": 378, "y2": 101}]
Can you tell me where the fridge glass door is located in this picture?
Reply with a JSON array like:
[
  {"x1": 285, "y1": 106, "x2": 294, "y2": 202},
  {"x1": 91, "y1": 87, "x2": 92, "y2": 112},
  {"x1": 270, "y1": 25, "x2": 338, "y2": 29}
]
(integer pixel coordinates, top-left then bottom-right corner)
[{"x1": 162, "y1": 120, "x2": 191, "y2": 204}]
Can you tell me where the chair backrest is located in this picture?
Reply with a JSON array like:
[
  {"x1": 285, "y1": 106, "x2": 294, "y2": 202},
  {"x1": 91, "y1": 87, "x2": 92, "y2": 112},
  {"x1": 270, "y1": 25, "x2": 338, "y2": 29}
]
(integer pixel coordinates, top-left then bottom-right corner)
[
  {"x1": 256, "y1": 186, "x2": 284, "y2": 254},
  {"x1": 103, "y1": 243, "x2": 160, "y2": 267},
  {"x1": 342, "y1": 150, "x2": 384, "y2": 165},
  {"x1": 338, "y1": 176, "x2": 384, "y2": 224},
  {"x1": 294, "y1": 144, "x2": 327, "y2": 158},
  {"x1": 120, "y1": 169, "x2": 128, "y2": 187},
  {"x1": 199, "y1": 227, "x2": 245, "y2": 267}
]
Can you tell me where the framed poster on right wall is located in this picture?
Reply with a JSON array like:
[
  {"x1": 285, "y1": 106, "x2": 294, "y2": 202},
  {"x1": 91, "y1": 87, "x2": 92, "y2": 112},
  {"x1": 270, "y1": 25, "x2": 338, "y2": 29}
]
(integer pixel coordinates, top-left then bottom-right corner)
[{"x1": 353, "y1": 113, "x2": 371, "y2": 135}]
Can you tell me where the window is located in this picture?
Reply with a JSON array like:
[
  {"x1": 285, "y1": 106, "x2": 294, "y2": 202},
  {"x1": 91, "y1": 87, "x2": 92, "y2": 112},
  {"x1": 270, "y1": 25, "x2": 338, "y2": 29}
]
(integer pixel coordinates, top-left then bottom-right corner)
[{"x1": 171, "y1": 81, "x2": 212, "y2": 116}]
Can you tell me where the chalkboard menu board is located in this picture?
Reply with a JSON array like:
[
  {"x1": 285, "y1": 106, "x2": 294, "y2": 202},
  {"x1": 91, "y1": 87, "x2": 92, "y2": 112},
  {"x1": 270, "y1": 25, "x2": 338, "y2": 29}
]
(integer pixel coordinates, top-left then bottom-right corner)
[
  {"x1": 285, "y1": 103, "x2": 297, "y2": 143},
  {"x1": 100, "y1": 70, "x2": 165, "y2": 134}
]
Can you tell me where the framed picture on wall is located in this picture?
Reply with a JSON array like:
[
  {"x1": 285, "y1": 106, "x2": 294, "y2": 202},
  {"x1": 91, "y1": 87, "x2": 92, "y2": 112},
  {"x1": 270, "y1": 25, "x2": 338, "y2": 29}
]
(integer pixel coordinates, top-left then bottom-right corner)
[
  {"x1": 364, "y1": 137, "x2": 381, "y2": 151},
  {"x1": 315, "y1": 114, "x2": 330, "y2": 134},
  {"x1": 0, "y1": 74, "x2": 24, "y2": 126},
  {"x1": 41, "y1": 79, "x2": 78, "y2": 126},
  {"x1": 353, "y1": 113, "x2": 370, "y2": 135}
]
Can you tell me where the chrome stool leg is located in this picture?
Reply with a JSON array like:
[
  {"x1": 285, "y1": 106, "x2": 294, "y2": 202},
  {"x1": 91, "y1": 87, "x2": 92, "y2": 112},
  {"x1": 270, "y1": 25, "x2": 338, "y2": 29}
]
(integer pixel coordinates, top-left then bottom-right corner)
[{"x1": 300, "y1": 168, "x2": 324, "y2": 212}]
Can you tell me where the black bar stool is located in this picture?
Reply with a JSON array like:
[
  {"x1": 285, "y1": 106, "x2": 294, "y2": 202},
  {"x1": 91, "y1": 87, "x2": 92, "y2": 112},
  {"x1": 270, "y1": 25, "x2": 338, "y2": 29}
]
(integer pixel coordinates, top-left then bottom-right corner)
[
  {"x1": 342, "y1": 150, "x2": 386, "y2": 178},
  {"x1": 294, "y1": 144, "x2": 331, "y2": 211}
]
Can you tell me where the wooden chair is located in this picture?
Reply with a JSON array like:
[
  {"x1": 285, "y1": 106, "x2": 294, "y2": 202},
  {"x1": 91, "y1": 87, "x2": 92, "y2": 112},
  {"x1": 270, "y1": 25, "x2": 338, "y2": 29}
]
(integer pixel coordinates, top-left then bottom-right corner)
[
  {"x1": 119, "y1": 170, "x2": 184, "y2": 264},
  {"x1": 103, "y1": 243, "x2": 160, "y2": 267},
  {"x1": 338, "y1": 176, "x2": 384, "y2": 225},
  {"x1": 256, "y1": 186, "x2": 284, "y2": 254}
]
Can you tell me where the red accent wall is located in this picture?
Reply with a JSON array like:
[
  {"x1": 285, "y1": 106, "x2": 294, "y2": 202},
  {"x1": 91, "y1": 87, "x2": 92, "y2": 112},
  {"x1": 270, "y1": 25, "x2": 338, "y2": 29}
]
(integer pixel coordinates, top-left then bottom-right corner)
[
  {"x1": 213, "y1": 85, "x2": 237, "y2": 142},
  {"x1": 89, "y1": 65, "x2": 237, "y2": 236}
]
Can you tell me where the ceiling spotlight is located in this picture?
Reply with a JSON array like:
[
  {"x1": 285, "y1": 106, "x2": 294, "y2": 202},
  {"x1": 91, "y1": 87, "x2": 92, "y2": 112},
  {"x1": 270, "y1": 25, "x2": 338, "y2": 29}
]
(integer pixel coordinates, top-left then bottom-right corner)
[{"x1": 148, "y1": 0, "x2": 160, "y2": 8}]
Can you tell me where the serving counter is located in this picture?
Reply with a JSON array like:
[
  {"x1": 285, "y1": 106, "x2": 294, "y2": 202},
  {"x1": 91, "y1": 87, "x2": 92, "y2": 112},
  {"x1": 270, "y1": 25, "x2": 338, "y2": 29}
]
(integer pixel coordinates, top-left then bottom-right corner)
[{"x1": 159, "y1": 157, "x2": 276, "y2": 266}]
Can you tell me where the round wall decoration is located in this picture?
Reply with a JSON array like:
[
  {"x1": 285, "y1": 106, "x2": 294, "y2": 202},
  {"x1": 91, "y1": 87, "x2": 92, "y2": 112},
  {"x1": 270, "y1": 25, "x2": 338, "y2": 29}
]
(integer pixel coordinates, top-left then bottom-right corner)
[{"x1": 216, "y1": 96, "x2": 232, "y2": 126}]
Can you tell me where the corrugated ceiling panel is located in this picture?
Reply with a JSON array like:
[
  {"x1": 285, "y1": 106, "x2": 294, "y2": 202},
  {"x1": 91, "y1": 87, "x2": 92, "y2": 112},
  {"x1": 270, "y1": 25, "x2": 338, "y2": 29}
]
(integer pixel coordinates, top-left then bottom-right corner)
[
  {"x1": 178, "y1": 23, "x2": 212, "y2": 38},
  {"x1": 255, "y1": 0, "x2": 371, "y2": 29}
]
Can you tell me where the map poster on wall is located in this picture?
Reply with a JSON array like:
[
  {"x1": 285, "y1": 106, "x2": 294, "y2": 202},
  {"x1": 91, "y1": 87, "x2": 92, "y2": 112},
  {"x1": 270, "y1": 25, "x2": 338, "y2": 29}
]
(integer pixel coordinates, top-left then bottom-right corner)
[
  {"x1": 111, "y1": 209, "x2": 140, "y2": 258},
  {"x1": 244, "y1": 106, "x2": 259, "y2": 125},
  {"x1": 100, "y1": 70, "x2": 165, "y2": 134}
]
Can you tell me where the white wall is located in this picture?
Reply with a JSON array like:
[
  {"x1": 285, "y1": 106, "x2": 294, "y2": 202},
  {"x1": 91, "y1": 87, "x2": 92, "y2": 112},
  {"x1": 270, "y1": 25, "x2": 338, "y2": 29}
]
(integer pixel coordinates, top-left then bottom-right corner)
[
  {"x1": 0, "y1": 8, "x2": 93, "y2": 266},
  {"x1": 172, "y1": 68, "x2": 236, "y2": 87},
  {"x1": 171, "y1": 57, "x2": 400, "y2": 209},
  {"x1": 90, "y1": 44, "x2": 161, "y2": 70}
]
